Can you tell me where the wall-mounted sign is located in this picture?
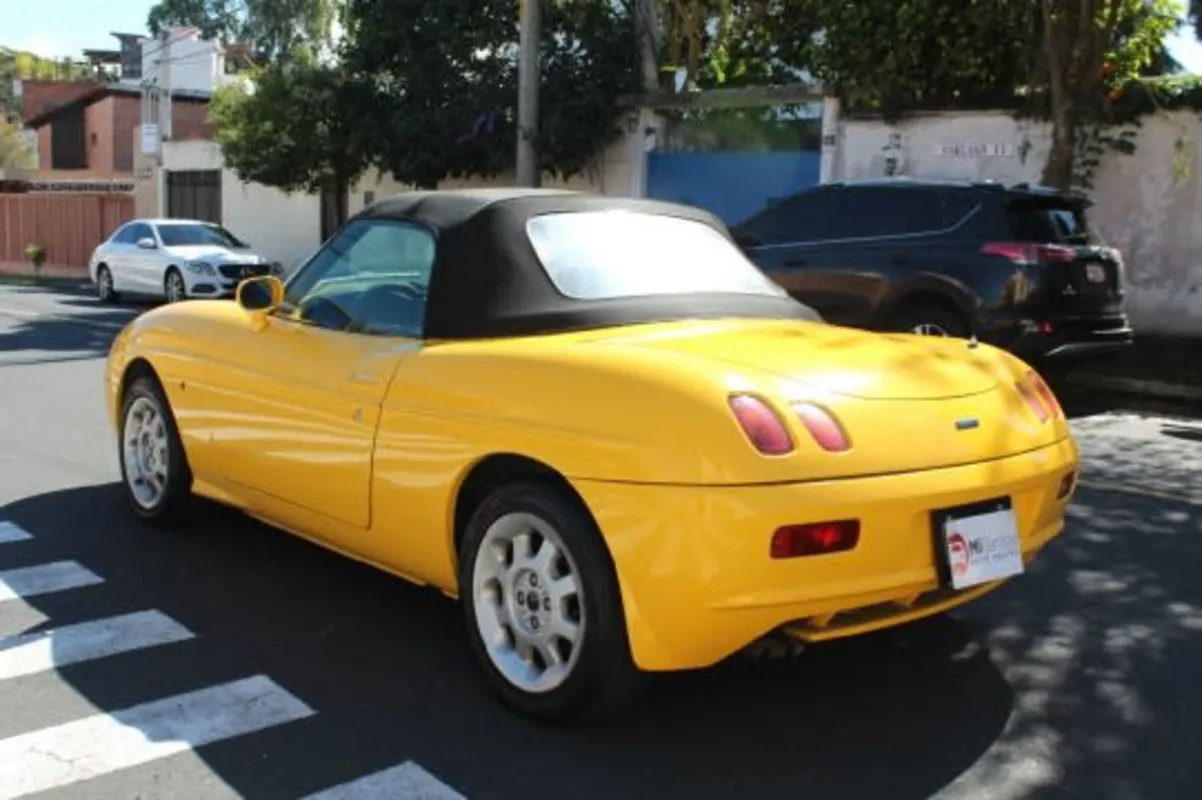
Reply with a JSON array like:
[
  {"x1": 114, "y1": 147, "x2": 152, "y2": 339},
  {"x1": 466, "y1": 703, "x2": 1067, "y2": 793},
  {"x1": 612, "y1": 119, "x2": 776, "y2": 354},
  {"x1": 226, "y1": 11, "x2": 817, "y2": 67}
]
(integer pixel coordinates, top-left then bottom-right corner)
[
  {"x1": 141, "y1": 123, "x2": 160, "y2": 155},
  {"x1": 27, "y1": 179, "x2": 136, "y2": 194},
  {"x1": 937, "y1": 143, "x2": 1017, "y2": 158},
  {"x1": 135, "y1": 166, "x2": 154, "y2": 180}
]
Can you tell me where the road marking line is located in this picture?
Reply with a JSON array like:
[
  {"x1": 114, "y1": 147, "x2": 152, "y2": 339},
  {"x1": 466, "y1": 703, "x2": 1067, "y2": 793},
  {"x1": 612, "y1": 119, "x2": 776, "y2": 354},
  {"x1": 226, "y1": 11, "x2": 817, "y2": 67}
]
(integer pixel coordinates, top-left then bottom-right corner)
[
  {"x1": 301, "y1": 761, "x2": 467, "y2": 800},
  {"x1": 0, "y1": 674, "x2": 316, "y2": 799},
  {"x1": 0, "y1": 610, "x2": 195, "y2": 681},
  {"x1": 0, "y1": 523, "x2": 32, "y2": 544},
  {"x1": 0, "y1": 561, "x2": 104, "y2": 603},
  {"x1": 0, "y1": 304, "x2": 129, "y2": 331}
]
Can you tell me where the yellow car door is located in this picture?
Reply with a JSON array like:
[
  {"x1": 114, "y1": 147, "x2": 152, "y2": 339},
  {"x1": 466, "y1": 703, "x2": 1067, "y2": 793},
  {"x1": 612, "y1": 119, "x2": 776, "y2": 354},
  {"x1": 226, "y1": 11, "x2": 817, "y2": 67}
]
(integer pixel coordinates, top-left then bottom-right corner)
[{"x1": 201, "y1": 217, "x2": 436, "y2": 540}]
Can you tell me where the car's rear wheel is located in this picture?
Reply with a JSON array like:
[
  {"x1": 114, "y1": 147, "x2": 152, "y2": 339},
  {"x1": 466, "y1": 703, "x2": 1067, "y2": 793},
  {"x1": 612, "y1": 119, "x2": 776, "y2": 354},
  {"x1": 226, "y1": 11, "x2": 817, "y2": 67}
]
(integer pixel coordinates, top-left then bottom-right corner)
[
  {"x1": 164, "y1": 268, "x2": 187, "y2": 303},
  {"x1": 458, "y1": 482, "x2": 647, "y2": 723},
  {"x1": 96, "y1": 265, "x2": 118, "y2": 303},
  {"x1": 119, "y1": 375, "x2": 194, "y2": 526}
]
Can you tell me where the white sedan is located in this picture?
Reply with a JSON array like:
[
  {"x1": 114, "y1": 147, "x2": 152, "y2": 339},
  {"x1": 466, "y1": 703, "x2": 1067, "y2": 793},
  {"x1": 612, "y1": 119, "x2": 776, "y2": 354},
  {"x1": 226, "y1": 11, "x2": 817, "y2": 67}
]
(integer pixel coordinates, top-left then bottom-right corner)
[{"x1": 87, "y1": 218, "x2": 277, "y2": 304}]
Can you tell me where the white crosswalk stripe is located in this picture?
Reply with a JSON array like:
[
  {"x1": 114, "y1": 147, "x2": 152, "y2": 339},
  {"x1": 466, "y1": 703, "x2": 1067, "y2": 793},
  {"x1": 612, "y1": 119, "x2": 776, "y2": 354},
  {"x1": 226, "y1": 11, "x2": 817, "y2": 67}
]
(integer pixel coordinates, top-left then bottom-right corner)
[
  {"x1": 0, "y1": 520, "x2": 467, "y2": 799},
  {"x1": 0, "y1": 522, "x2": 32, "y2": 544},
  {"x1": 301, "y1": 762, "x2": 467, "y2": 800},
  {"x1": 0, "y1": 561, "x2": 104, "y2": 602},
  {"x1": 0, "y1": 609, "x2": 195, "y2": 681},
  {"x1": 0, "y1": 675, "x2": 316, "y2": 799}
]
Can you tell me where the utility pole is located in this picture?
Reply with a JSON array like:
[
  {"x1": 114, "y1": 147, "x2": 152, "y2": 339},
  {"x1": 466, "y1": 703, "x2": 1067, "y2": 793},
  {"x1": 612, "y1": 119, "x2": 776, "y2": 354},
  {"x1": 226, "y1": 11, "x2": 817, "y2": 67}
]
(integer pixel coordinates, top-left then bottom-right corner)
[{"x1": 515, "y1": 0, "x2": 541, "y2": 187}]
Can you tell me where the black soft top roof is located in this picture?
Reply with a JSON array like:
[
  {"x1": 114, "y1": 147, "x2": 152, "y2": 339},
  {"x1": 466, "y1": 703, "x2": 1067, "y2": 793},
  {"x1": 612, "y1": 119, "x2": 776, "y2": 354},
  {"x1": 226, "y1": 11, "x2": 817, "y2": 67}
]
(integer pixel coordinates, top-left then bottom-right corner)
[{"x1": 353, "y1": 188, "x2": 820, "y2": 340}]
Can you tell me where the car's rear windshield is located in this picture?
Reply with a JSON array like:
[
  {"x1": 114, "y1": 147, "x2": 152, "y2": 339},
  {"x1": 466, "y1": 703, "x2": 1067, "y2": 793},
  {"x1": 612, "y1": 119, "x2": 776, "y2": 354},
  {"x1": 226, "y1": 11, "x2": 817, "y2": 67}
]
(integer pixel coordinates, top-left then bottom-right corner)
[
  {"x1": 1005, "y1": 196, "x2": 1094, "y2": 245},
  {"x1": 524, "y1": 210, "x2": 789, "y2": 301},
  {"x1": 158, "y1": 223, "x2": 247, "y2": 249}
]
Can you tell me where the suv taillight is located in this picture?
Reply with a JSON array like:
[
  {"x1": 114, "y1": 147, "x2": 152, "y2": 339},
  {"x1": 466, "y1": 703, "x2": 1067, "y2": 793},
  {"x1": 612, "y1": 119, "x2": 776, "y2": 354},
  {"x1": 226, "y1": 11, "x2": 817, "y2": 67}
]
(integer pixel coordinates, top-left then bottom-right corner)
[{"x1": 981, "y1": 242, "x2": 1076, "y2": 266}]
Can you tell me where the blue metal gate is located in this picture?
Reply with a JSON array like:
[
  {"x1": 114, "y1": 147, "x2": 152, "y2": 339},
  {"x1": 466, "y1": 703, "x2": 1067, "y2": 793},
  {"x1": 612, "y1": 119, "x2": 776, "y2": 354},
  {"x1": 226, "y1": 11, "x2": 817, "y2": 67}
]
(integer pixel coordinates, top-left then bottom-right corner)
[{"x1": 646, "y1": 150, "x2": 821, "y2": 226}]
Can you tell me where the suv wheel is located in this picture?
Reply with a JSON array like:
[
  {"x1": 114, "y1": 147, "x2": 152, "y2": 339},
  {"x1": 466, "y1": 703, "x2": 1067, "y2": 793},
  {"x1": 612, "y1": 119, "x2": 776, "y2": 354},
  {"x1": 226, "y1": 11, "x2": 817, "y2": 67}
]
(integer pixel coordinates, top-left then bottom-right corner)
[{"x1": 889, "y1": 304, "x2": 971, "y2": 339}]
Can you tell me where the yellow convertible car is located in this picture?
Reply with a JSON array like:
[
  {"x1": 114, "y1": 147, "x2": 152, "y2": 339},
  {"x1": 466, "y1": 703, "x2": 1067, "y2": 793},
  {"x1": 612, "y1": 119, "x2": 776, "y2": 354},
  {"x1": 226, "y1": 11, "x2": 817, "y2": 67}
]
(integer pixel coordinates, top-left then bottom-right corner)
[{"x1": 105, "y1": 188, "x2": 1079, "y2": 721}]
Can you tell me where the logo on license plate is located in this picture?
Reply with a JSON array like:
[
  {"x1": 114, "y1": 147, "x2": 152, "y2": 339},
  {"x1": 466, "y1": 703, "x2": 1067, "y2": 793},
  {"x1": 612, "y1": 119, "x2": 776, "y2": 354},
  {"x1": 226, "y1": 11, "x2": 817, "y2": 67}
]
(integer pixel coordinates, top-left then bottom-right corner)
[{"x1": 1085, "y1": 263, "x2": 1106, "y2": 283}]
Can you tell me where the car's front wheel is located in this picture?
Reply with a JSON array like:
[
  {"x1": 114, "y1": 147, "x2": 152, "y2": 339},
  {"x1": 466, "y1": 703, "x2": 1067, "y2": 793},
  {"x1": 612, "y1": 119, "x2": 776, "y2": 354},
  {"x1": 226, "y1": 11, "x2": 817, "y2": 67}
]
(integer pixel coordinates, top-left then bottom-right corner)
[
  {"x1": 96, "y1": 265, "x2": 118, "y2": 303},
  {"x1": 164, "y1": 268, "x2": 187, "y2": 303},
  {"x1": 118, "y1": 375, "x2": 194, "y2": 526},
  {"x1": 458, "y1": 482, "x2": 647, "y2": 723}
]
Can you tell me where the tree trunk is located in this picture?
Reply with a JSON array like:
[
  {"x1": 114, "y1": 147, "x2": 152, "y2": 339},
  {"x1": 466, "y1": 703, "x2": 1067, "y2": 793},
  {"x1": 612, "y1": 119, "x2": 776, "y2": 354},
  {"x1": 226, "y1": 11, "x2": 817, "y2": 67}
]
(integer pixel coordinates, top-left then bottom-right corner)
[{"x1": 1041, "y1": 101, "x2": 1079, "y2": 189}]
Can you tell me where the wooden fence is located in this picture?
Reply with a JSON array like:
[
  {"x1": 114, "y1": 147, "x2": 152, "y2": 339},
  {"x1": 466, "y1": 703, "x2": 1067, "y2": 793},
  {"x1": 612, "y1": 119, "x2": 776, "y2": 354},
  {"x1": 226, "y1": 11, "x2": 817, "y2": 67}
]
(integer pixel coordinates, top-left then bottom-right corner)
[{"x1": 0, "y1": 193, "x2": 134, "y2": 273}]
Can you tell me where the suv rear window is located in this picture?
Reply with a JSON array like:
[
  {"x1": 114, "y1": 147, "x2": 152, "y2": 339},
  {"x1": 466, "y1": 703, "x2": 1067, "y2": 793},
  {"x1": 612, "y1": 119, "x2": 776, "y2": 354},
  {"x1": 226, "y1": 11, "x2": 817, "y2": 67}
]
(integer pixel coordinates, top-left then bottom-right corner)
[{"x1": 1005, "y1": 197, "x2": 1094, "y2": 245}]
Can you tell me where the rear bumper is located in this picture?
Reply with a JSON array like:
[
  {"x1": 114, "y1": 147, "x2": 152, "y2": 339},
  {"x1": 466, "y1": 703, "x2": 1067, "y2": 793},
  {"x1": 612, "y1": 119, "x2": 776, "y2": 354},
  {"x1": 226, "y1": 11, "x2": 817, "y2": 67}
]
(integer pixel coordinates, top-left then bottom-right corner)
[
  {"x1": 572, "y1": 436, "x2": 1080, "y2": 672},
  {"x1": 990, "y1": 315, "x2": 1134, "y2": 362}
]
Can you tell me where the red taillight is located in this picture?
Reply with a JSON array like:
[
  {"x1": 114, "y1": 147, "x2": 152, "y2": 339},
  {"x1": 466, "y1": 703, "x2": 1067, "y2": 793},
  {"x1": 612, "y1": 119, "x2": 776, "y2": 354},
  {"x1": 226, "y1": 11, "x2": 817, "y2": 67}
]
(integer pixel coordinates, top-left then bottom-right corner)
[
  {"x1": 771, "y1": 520, "x2": 860, "y2": 559},
  {"x1": 1029, "y1": 371, "x2": 1063, "y2": 419},
  {"x1": 729, "y1": 394, "x2": 794, "y2": 455},
  {"x1": 1016, "y1": 371, "x2": 1055, "y2": 423},
  {"x1": 792, "y1": 402, "x2": 851, "y2": 452},
  {"x1": 981, "y1": 241, "x2": 1076, "y2": 265}
]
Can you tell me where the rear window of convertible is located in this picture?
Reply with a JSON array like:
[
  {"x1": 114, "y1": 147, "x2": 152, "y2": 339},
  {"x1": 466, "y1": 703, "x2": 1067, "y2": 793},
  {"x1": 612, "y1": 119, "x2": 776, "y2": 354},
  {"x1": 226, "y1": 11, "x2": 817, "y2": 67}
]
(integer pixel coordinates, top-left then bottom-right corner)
[{"x1": 524, "y1": 210, "x2": 789, "y2": 301}]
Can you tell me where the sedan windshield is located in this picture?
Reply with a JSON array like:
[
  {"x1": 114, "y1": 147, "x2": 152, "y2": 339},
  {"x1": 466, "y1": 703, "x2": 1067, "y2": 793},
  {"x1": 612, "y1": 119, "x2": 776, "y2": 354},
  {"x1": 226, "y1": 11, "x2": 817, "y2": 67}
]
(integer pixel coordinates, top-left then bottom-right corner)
[
  {"x1": 525, "y1": 210, "x2": 789, "y2": 301},
  {"x1": 157, "y1": 223, "x2": 248, "y2": 249}
]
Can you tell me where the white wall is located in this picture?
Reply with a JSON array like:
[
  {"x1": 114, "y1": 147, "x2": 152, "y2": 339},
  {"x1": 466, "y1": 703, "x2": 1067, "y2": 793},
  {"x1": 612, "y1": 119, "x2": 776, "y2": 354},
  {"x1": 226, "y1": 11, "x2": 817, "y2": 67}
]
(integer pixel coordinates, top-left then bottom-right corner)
[
  {"x1": 161, "y1": 140, "x2": 322, "y2": 273},
  {"x1": 142, "y1": 29, "x2": 225, "y2": 96},
  {"x1": 827, "y1": 109, "x2": 1202, "y2": 337}
]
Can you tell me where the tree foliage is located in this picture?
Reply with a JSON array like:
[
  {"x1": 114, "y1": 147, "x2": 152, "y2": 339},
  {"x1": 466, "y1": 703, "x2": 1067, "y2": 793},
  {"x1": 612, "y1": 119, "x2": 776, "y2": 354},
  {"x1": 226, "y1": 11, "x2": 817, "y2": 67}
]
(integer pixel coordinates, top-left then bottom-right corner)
[
  {"x1": 340, "y1": 0, "x2": 640, "y2": 188},
  {"x1": 208, "y1": 54, "x2": 371, "y2": 213},
  {"x1": 146, "y1": 0, "x2": 342, "y2": 62},
  {"x1": 0, "y1": 118, "x2": 36, "y2": 170}
]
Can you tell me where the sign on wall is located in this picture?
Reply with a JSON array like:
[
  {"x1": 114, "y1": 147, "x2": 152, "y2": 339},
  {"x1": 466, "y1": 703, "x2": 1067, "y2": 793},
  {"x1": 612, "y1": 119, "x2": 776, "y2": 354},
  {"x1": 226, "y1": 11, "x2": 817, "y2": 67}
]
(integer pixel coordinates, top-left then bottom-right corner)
[
  {"x1": 937, "y1": 143, "x2": 1018, "y2": 158},
  {"x1": 141, "y1": 123, "x2": 160, "y2": 155}
]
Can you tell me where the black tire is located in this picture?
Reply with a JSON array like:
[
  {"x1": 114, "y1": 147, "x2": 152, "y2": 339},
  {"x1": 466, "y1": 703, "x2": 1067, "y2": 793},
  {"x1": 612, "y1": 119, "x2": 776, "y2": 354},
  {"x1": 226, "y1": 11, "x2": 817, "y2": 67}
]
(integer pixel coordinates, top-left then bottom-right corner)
[
  {"x1": 164, "y1": 267, "x2": 187, "y2": 303},
  {"x1": 96, "y1": 265, "x2": 119, "y2": 303},
  {"x1": 458, "y1": 482, "x2": 649, "y2": 723},
  {"x1": 888, "y1": 302, "x2": 972, "y2": 339},
  {"x1": 118, "y1": 375, "x2": 194, "y2": 527}
]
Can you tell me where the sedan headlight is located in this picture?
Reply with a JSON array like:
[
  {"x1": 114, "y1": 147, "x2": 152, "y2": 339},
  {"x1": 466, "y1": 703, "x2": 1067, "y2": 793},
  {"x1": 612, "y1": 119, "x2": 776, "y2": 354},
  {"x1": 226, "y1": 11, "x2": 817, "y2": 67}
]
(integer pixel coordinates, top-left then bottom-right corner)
[{"x1": 186, "y1": 260, "x2": 216, "y2": 276}]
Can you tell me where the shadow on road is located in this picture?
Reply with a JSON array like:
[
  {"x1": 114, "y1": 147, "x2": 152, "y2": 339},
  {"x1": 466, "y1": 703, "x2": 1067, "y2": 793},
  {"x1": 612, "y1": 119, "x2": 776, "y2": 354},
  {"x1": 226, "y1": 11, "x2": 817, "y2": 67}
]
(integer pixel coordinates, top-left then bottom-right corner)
[{"x1": 3, "y1": 483, "x2": 1017, "y2": 800}]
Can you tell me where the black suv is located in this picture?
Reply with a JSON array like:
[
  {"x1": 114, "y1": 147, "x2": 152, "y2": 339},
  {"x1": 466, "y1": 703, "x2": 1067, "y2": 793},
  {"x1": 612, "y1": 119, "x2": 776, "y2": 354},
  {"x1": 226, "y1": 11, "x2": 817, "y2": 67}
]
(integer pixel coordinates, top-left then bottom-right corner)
[{"x1": 731, "y1": 178, "x2": 1134, "y2": 367}]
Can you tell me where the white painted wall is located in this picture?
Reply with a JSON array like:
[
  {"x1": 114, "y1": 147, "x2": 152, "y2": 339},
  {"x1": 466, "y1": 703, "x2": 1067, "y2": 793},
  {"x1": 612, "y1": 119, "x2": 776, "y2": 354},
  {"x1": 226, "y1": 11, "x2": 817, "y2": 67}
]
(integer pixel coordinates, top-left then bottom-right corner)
[
  {"x1": 141, "y1": 29, "x2": 226, "y2": 95},
  {"x1": 161, "y1": 140, "x2": 322, "y2": 273},
  {"x1": 827, "y1": 109, "x2": 1202, "y2": 336}
]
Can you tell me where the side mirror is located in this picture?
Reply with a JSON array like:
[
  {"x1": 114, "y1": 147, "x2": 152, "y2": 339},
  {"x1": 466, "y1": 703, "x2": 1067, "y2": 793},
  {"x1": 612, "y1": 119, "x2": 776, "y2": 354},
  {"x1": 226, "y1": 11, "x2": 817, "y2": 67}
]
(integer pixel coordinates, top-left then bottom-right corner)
[
  {"x1": 235, "y1": 275, "x2": 285, "y2": 329},
  {"x1": 136, "y1": 237, "x2": 156, "y2": 249}
]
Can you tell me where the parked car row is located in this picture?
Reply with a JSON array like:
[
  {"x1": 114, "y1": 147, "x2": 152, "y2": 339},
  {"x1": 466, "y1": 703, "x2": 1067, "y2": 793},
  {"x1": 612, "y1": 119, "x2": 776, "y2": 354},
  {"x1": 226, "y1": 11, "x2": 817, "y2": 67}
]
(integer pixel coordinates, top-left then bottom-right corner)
[{"x1": 90, "y1": 178, "x2": 1134, "y2": 376}]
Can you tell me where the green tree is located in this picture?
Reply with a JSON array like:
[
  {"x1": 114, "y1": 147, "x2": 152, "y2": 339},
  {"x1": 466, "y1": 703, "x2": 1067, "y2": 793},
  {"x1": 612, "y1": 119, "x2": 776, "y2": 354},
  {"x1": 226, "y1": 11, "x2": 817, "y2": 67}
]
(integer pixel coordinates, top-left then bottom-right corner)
[
  {"x1": 208, "y1": 55, "x2": 371, "y2": 224},
  {"x1": 0, "y1": 117, "x2": 36, "y2": 170},
  {"x1": 146, "y1": 0, "x2": 342, "y2": 62},
  {"x1": 340, "y1": 0, "x2": 640, "y2": 189}
]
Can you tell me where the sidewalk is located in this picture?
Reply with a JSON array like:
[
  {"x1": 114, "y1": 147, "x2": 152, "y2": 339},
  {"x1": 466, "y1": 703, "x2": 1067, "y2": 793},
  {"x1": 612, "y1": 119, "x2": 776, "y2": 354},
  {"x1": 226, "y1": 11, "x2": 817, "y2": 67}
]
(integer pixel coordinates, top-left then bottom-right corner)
[
  {"x1": 1063, "y1": 333, "x2": 1202, "y2": 403},
  {"x1": 0, "y1": 262, "x2": 91, "y2": 291}
]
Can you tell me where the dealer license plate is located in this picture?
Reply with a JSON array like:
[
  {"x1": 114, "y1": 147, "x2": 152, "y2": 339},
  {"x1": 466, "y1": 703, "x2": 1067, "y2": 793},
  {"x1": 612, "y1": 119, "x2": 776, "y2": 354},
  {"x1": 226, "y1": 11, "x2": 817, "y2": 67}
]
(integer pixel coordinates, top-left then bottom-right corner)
[
  {"x1": 934, "y1": 498, "x2": 1024, "y2": 590},
  {"x1": 1085, "y1": 263, "x2": 1107, "y2": 283}
]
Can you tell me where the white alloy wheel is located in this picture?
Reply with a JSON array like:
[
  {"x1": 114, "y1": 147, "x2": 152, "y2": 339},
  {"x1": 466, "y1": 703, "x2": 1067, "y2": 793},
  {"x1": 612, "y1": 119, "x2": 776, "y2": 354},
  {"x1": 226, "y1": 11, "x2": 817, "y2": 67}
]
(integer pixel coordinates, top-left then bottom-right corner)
[
  {"x1": 165, "y1": 269, "x2": 186, "y2": 302},
  {"x1": 471, "y1": 511, "x2": 586, "y2": 694},
  {"x1": 122, "y1": 395, "x2": 171, "y2": 510},
  {"x1": 912, "y1": 322, "x2": 950, "y2": 336},
  {"x1": 97, "y1": 267, "x2": 114, "y2": 301}
]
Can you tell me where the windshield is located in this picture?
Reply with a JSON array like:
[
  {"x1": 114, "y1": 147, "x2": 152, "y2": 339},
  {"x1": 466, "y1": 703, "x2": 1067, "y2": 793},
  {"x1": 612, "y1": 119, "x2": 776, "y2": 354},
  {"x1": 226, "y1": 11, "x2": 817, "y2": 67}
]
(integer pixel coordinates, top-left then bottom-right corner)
[
  {"x1": 524, "y1": 210, "x2": 790, "y2": 300},
  {"x1": 157, "y1": 223, "x2": 248, "y2": 249}
]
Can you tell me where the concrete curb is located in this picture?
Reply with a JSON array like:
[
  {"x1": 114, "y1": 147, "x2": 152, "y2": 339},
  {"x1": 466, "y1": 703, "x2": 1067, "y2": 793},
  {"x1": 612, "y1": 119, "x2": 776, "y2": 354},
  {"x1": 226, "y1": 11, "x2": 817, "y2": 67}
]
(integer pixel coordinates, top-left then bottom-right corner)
[{"x1": 1068, "y1": 372, "x2": 1202, "y2": 402}]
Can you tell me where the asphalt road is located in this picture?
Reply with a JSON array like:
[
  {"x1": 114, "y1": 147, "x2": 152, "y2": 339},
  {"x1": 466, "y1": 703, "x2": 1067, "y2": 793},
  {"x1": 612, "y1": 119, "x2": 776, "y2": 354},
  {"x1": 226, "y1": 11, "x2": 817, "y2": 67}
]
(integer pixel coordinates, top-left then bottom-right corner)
[{"x1": 1, "y1": 282, "x2": 1200, "y2": 800}]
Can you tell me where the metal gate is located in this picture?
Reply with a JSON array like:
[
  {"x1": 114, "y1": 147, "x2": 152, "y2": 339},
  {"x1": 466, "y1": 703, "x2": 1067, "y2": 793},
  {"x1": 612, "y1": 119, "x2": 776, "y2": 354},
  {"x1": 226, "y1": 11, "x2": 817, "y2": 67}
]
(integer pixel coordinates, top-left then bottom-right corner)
[
  {"x1": 165, "y1": 170, "x2": 222, "y2": 223},
  {"x1": 645, "y1": 106, "x2": 823, "y2": 227}
]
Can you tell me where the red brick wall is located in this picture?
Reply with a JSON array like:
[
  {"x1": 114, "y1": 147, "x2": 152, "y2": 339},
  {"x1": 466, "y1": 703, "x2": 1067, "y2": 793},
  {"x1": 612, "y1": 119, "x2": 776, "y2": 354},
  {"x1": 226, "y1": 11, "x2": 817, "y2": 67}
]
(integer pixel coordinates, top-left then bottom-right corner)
[
  {"x1": 112, "y1": 95, "x2": 141, "y2": 171},
  {"x1": 18, "y1": 80, "x2": 99, "y2": 123},
  {"x1": 84, "y1": 97, "x2": 116, "y2": 172},
  {"x1": 172, "y1": 99, "x2": 213, "y2": 141}
]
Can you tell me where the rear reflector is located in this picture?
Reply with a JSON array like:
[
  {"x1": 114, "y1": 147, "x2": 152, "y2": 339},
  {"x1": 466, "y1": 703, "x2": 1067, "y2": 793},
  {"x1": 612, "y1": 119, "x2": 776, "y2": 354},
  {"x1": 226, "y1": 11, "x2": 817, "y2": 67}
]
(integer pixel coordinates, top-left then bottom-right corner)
[
  {"x1": 729, "y1": 394, "x2": 794, "y2": 455},
  {"x1": 792, "y1": 402, "x2": 851, "y2": 452},
  {"x1": 981, "y1": 241, "x2": 1076, "y2": 265},
  {"x1": 771, "y1": 520, "x2": 860, "y2": 559}
]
